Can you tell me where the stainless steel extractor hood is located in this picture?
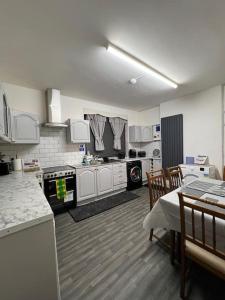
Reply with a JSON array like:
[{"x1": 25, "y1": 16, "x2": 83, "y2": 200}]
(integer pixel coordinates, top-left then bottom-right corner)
[{"x1": 43, "y1": 89, "x2": 68, "y2": 128}]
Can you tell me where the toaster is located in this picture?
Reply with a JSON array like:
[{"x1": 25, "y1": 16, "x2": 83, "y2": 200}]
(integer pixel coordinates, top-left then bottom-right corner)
[
  {"x1": 129, "y1": 149, "x2": 136, "y2": 158},
  {"x1": 138, "y1": 151, "x2": 146, "y2": 157}
]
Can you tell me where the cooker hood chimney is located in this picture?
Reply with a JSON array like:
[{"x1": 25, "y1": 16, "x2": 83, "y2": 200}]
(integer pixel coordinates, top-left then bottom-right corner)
[{"x1": 44, "y1": 89, "x2": 68, "y2": 128}]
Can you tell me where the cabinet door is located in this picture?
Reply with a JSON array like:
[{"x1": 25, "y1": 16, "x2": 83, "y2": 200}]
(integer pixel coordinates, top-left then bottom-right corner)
[
  {"x1": 76, "y1": 167, "x2": 97, "y2": 202},
  {"x1": 97, "y1": 165, "x2": 113, "y2": 195},
  {"x1": 141, "y1": 126, "x2": 152, "y2": 142},
  {"x1": 113, "y1": 163, "x2": 127, "y2": 185},
  {"x1": 11, "y1": 110, "x2": 40, "y2": 144},
  {"x1": 142, "y1": 159, "x2": 150, "y2": 181},
  {"x1": 69, "y1": 120, "x2": 90, "y2": 143},
  {"x1": 0, "y1": 89, "x2": 5, "y2": 136},
  {"x1": 153, "y1": 159, "x2": 162, "y2": 172},
  {"x1": 129, "y1": 126, "x2": 141, "y2": 142}
]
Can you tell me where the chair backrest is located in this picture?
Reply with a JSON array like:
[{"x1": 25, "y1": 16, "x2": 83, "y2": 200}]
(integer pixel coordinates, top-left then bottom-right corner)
[
  {"x1": 146, "y1": 170, "x2": 167, "y2": 211},
  {"x1": 178, "y1": 192, "x2": 225, "y2": 260},
  {"x1": 167, "y1": 166, "x2": 183, "y2": 191}
]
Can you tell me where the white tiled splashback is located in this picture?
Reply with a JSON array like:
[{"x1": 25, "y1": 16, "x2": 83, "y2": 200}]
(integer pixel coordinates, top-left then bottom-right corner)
[{"x1": 0, "y1": 127, "x2": 82, "y2": 167}]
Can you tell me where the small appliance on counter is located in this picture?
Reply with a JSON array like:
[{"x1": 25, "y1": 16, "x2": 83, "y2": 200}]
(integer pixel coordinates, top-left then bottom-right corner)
[
  {"x1": 129, "y1": 149, "x2": 137, "y2": 158},
  {"x1": 138, "y1": 151, "x2": 146, "y2": 157},
  {"x1": 0, "y1": 161, "x2": 10, "y2": 176},
  {"x1": 118, "y1": 152, "x2": 125, "y2": 159},
  {"x1": 0, "y1": 152, "x2": 12, "y2": 175}
]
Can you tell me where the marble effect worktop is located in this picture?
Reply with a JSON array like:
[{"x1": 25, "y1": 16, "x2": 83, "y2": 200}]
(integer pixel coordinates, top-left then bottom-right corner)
[
  {"x1": 73, "y1": 156, "x2": 161, "y2": 169},
  {"x1": 0, "y1": 171, "x2": 53, "y2": 238}
]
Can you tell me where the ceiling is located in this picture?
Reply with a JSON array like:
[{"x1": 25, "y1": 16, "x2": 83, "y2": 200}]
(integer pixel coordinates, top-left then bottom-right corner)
[{"x1": 0, "y1": 0, "x2": 225, "y2": 111}]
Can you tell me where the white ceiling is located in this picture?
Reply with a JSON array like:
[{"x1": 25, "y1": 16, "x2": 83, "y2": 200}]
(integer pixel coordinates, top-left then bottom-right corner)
[{"x1": 0, "y1": 0, "x2": 225, "y2": 111}]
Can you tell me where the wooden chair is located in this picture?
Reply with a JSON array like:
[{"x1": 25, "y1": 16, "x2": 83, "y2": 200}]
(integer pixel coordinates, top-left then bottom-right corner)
[
  {"x1": 147, "y1": 170, "x2": 176, "y2": 264},
  {"x1": 178, "y1": 192, "x2": 225, "y2": 299},
  {"x1": 167, "y1": 165, "x2": 183, "y2": 191}
]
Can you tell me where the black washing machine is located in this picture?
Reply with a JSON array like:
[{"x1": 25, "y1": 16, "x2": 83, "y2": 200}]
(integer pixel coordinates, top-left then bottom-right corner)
[{"x1": 127, "y1": 160, "x2": 142, "y2": 190}]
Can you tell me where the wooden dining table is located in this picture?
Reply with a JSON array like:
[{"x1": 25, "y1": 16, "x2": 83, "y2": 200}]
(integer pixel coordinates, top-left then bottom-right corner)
[{"x1": 143, "y1": 177, "x2": 225, "y2": 253}]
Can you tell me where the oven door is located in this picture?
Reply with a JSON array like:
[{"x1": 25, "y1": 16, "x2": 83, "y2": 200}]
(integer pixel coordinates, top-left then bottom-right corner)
[{"x1": 44, "y1": 175, "x2": 76, "y2": 213}]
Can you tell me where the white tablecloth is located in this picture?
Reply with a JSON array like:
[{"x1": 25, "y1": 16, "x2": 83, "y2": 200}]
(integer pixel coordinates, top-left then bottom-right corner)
[{"x1": 143, "y1": 178, "x2": 225, "y2": 250}]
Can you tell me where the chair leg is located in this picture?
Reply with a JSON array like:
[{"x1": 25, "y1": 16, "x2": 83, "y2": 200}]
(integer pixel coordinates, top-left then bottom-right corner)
[
  {"x1": 180, "y1": 255, "x2": 186, "y2": 299},
  {"x1": 170, "y1": 230, "x2": 175, "y2": 265},
  {"x1": 177, "y1": 232, "x2": 181, "y2": 263},
  {"x1": 149, "y1": 229, "x2": 154, "y2": 241}
]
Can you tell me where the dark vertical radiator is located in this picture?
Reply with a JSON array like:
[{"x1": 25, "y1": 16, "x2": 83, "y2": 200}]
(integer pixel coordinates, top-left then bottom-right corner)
[{"x1": 161, "y1": 114, "x2": 183, "y2": 169}]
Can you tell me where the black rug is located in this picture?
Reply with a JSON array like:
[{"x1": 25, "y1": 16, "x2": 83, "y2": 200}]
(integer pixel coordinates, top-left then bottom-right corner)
[{"x1": 69, "y1": 191, "x2": 139, "y2": 222}]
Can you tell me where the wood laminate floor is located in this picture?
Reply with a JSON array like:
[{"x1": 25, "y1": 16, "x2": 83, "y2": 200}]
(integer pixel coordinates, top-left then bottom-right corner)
[{"x1": 55, "y1": 187, "x2": 225, "y2": 300}]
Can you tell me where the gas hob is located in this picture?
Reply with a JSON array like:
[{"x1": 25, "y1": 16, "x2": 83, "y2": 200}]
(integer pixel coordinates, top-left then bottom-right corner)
[{"x1": 42, "y1": 165, "x2": 75, "y2": 179}]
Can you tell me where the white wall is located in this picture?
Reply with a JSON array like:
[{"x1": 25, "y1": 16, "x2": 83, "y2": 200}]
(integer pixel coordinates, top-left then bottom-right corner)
[
  {"x1": 1, "y1": 82, "x2": 223, "y2": 173},
  {"x1": 2, "y1": 82, "x2": 139, "y2": 125},
  {"x1": 160, "y1": 86, "x2": 223, "y2": 176},
  {"x1": 138, "y1": 107, "x2": 161, "y2": 157},
  {"x1": 139, "y1": 107, "x2": 160, "y2": 126},
  {"x1": 0, "y1": 82, "x2": 141, "y2": 166}
]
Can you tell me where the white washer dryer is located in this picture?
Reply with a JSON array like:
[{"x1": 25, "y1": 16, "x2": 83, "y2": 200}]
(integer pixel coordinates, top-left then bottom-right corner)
[{"x1": 179, "y1": 164, "x2": 216, "y2": 184}]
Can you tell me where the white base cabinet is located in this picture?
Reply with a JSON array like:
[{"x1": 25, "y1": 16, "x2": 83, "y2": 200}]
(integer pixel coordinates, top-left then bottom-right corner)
[
  {"x1": 76, "y1": 167, "x2": 97, "y2": 202},
  {"x1": 113, "y1": 163, "x2": 127, "y2": 189},
  {"x1": 76, "y1": 163, "x2": 127, "y2": 203},
  {"x1": 97, "y1": 165, "x2": 113, "y2": 195},
  {"x1": 141, "y1": 159, "x2": 151, "y2": 181}
]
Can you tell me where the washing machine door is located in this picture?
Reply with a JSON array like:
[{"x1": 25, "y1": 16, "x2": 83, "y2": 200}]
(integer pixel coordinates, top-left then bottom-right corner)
[{"x1": 130, "y1": 166, "x2": 142, "y2": 182}]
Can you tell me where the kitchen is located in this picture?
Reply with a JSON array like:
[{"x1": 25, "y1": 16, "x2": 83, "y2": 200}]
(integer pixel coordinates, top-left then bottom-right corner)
[{"x1": 1, "y1": 1, "x2": 225, "y2": 300}]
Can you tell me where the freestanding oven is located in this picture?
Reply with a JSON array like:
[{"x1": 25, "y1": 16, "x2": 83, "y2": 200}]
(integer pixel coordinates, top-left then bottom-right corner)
[{"x1": 42, "y1": 165, "x2": 76, "y2": 214}]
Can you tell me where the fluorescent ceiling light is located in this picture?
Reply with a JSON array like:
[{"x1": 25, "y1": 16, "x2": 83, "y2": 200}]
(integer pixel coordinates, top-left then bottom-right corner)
[{"x1": 107, "y1": 43, "x2": 178, "y2": 89}]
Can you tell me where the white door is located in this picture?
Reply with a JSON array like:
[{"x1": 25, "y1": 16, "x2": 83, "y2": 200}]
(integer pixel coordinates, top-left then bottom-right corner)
[
  {"x1": 142, "y1": 159, "x2": 150, "y2": 181},
  {"x1": 70, "y1": 120, "x2": 90, "y2": 143},
  {"x1": 12, "y1": 110, "x2": 40, "y2": 144},
  {"x1": 97, "y1": 165, "x2": 113, "y2": 195},
  {"x1": 141, "y1": 126, "x2": 152, "y2": 142},
  {"x1": 76, "y1": 167, "x2": 97, "y2": 202}
]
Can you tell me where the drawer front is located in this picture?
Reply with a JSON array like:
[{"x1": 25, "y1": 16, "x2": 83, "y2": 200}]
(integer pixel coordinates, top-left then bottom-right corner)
[
  {"x1": 113, "y1": 183, "x2": 127, "y2": 191},
  {"x1": 113, "y1": 174, "x2": 127, "y2": 186},
  {"x1": 113, "y1": 163, "x2": 126, "y2": 175}
]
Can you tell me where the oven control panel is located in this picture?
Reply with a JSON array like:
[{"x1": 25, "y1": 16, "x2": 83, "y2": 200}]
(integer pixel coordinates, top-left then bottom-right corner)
[{"x1": 43, "y1": 169, "x2": 76, "y2": 179}]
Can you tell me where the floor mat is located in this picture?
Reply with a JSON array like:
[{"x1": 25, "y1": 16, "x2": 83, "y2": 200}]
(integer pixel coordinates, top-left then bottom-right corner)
[{"x1": 69, "y1": 191, "x2": 139, "y2": 222}]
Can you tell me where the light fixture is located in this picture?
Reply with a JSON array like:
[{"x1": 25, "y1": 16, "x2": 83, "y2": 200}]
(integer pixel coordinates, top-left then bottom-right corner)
[{"x1": 107, "y1": 43, "x2": 178, "y2": 89}]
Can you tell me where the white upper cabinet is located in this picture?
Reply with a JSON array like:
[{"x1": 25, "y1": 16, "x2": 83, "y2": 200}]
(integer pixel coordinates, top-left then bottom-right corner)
[
  {"x1": 129, "y1": 126, "x2": 141, "y2": 142},
  {"x1": 0, "y1": 88, "x2": 12, "y2": 142},
  {"x1": 141, "y1": 126, "x2": 152, "y2": 142},
  {"x1": 76, "y1": 167, "x2": 97, "y2": 202},
  {"x1": 97, "y1": 165, "x2": 113, "y2": 195},
  {"x1": 11, "y1": 110, "x2": 40, "y2": 144},
  {"x1": 129, "y1": 126, "x2": 152, "y2": 142},
  {"x1": 0, "y1": 89, "x2": 5, "y2": 137},
  {"x1": 67, "y1": 119, "x2": 90, "y2": 144}
]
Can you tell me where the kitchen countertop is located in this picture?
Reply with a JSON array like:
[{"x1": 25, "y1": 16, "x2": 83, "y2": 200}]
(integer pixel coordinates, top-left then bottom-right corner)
[
  {"x1": 0, "y1": 171, "x2": 53, "y2": 238},
  {"x1": 73, "y1": 156, "x2": 161, "y2": 169}
]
